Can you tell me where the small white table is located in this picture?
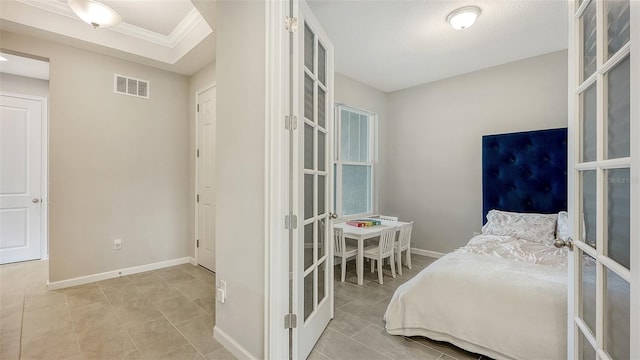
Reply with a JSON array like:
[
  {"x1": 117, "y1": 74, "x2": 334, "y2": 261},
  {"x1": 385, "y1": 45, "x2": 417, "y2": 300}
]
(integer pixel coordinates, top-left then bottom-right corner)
[{"x1": 333, "y1": 221, "x2": 406, "y2": 285}]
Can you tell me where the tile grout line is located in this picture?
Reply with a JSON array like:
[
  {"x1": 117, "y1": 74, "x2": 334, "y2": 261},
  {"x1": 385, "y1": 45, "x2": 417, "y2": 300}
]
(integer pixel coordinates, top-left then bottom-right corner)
[
  {"x1": 143, "y1": 267, "x2": 212, "y2": 359},
  {"x1": 62, "y1": 285, "x2": 84, "y2": 359},
  {"x1": 337, "y1": 325, "x2": 396, "y2": 360},
  {"x1": 402, "y1": 336, "x2": 451, "y2": 359},
  {"x1": 124, "y1": 270, "x2": 181, "y2": 359},
  {"x1": 337, "y1": 316, "x2": 450, "y2": 360},
  {"x1": 18, "y1": 286, "x2": 25, "y2": 360},
  {"x1": 97, "y1": 281, "x2": 145, "y2": 360},
  {"x1": 107, "y1": 270, "x2": 169, "y2": 359}
]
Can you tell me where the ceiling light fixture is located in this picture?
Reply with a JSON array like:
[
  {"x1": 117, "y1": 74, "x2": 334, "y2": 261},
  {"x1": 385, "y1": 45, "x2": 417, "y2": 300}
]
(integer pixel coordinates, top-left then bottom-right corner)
[
  {"x1": 68, "y1": 0, "x2": 121, "y2": 29},
  {"x1": 447, "y1": 6, "x2": 481, "y2": 30}
]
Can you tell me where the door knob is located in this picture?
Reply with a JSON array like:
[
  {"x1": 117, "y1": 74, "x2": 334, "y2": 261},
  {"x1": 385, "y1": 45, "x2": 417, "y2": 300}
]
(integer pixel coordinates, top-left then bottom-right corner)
[
  {"x1": 553, "y1": 237, "x2": 573, "y2": 251},
  {"x1": 329, "y1": 212, "x2": 338, "y2": 219},
  {"x1": 32, "y1": 198, "x2": 40, "y2": 203}
]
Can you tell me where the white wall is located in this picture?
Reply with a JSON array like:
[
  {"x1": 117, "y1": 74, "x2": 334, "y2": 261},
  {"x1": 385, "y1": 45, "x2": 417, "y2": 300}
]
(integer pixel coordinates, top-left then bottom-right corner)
[
  {"x1": 385, "y1": 50, "x2": 568, "y2": 254},
  {"x1": 334, "y1": 73, "x2": 389, "y2": 213},
  {"x1": 0, "y1": 31, "x2": 192, "y2": 282},
  {"x1": 0, "y1": 73, "x2": 49, "y2": 97},
  {"x1": 215, "y1": 1, "x2": 265, "y2": 357},
  {"x1": 188, "y1": 61, "x2": 216, "y2": 258}
]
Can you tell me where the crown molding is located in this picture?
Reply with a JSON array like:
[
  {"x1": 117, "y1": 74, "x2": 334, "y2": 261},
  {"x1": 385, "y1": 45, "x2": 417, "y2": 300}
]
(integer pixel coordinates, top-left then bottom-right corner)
[
  {"x1": 167, "y1": 8, "x2": 206, "y2": 47},
  {"x1": 15, "y1": 0, "x2": 210, "y2": 49}
]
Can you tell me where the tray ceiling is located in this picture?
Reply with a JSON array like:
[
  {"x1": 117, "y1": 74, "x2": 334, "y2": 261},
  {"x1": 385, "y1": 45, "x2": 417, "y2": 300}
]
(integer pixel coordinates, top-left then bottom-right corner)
[{"x1": 0, "y1": 0, "x2": 215, "y2": 75}]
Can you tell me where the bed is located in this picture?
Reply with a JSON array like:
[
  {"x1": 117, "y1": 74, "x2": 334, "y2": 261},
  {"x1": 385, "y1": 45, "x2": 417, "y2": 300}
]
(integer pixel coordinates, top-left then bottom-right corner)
[{"x1": 384, "y1": 128, "x2": 569, "y2": 360}]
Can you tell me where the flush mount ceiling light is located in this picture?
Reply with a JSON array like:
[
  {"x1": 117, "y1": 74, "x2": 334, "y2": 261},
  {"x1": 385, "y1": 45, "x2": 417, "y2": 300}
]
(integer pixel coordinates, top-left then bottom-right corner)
[
  {"x1": 68, "y1": 0, "x2": 121, "y2": 29},
  {"x1": 447, "y1": 6, "x2": 481, "y2": 30}
]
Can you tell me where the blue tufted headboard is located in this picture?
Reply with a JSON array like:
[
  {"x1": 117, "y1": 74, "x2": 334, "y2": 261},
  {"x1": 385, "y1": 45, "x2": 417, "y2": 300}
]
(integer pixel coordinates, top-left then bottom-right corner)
[{"x1": 482, "y1": 128, "x2": 568, "y2": 224}]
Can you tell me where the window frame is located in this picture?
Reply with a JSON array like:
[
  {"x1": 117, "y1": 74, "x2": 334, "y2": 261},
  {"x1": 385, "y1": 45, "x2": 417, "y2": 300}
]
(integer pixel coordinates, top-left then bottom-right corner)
[{"x1": 334, "y1": 104, "x2": 377, "y2": 219}]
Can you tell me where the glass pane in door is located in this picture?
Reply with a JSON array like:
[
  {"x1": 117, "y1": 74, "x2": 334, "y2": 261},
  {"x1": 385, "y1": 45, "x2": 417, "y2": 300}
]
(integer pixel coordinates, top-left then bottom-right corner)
[
  {"x1": 605, "y1": 0, "x2": 630, "y2": 58},
  {"x1": 581, "y1": 84, "x2": 597, "y2": 162},
  {"x1": 606, "y1": 168, "x2": 630, "y2": 269},
  {"x1": 604, "y1": 268, "x2": 630, "y2": 360},
  {"x1": 581, "y1": 0, "x2": 597, "y2": 81},
  {"x1": 317, "y1": 219, "x2": 325, "y2": 259},
  {"x1": 606, "y1": 56, "x2": 630, "y2": 159},
  {"x1": 318, "y1": 43, "x2": 326, "y2": 86},
  {"x1": 318, "y1": 131, "x2": 325, "y2": 172},
  {"x1": 305, "y1": 74, "x2": 314, "y2": 121},
  {"x1": 579, "y1": 330, "x2": 597, "y2": 360},
  {"x1": 304, "y1": 223, "x2": 313, "y2": 271},
  {"x1": 317, "y1": 260, "x2": 326, "y2": 305},
  {"x1": 305, "y1": 174, "x2": 314, "y2": 220},
  {"x1": 318, "y1": 88, "x2": 326, "y2": 129},
  {"x1": 318, "y1": 175, "x2": 325, "y2": 215},
  {"x1": 304, "y1": 23, "x2": 314, "y2": 72},
  {"x1": 304, "y1": 271, "x2": 314, "y2": 320},
  {"x1": 581, "y1": 170, "x2": 597, "y2": 248},
  {"x1": 580, "y1": 250, "x2": 597, "y2": 334},
  {"x1": 305, "y1": 124, "x2": 314, "y2": 170}
]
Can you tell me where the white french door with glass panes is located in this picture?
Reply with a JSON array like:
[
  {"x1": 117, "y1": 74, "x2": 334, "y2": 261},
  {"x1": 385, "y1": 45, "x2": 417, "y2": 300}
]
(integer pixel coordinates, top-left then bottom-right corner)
[
  {"x1": 335, "y1": 106, "x2": 375, "y2": 218},
  {"x1": 291, "y1": 0, "x2": 334, "y2": 358},
  {"x1": 568, "y1": 0, "x2": 638, "y2": 359}
]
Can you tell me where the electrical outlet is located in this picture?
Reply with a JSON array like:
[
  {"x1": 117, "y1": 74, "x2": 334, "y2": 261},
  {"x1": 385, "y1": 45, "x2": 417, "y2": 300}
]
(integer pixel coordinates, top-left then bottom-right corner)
[
  {"x1": 217, "y1": 280, "x2": 226, "y2": 304},
  {"x1": 113, "y1": 238, "x2": 122, "y2": 250}
]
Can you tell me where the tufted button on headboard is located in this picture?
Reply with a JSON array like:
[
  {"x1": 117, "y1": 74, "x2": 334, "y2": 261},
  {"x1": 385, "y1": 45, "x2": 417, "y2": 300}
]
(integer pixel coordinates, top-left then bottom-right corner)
[{"x1": 482, "y1": 128, "x2": 568, "y2": 224}]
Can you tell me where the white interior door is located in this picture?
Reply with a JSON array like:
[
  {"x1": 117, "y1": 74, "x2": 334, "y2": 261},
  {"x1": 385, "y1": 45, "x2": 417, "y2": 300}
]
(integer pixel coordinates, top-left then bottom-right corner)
[
  {"x1": 0, "y1": 94, "x2": 43, "y2": 264},
  {"x1": 292, "y1": 1, "x2": 334, "y2": 358},
  {"x1": 568, "y1": 0, "x2": 637, "y2": 358},
  {"x1": 197, "y1": 86, "x2": 216, "y2": 272}
]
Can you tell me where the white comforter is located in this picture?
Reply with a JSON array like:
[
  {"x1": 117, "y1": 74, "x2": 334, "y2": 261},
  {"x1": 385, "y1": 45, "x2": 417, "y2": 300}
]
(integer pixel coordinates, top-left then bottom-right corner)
[{"x1": 384, "y1": 235, "x2": 568, "y2": 360}]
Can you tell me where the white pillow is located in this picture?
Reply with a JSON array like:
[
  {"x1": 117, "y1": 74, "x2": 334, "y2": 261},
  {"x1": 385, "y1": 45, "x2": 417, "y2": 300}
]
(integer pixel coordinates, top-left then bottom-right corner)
[
  {"x1": 556, "y1": 211, "x2": 569, "y2": 241},
  {"x1": 482, "y1": 209, "x2": 558, "y2": 245}
]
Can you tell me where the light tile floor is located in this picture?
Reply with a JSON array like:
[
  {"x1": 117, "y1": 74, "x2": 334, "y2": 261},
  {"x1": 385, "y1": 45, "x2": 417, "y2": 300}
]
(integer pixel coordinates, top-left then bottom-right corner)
[
  {"x1": 312, "y1": 255, "x2": 488, "y2": 360},
  {"x1": 1, "y1": 255, "x2": 486, "y2": 360},
  {"x1": 0, "y1": 260, "x2": 235, "y2": 360}
]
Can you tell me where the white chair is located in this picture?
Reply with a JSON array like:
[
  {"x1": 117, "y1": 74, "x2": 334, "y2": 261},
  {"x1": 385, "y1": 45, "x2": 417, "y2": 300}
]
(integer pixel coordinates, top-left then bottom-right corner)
[
  {"x1": 364, "y1": 227, "x2": 396, "y2": 284},
  {"x1": 395, "y1": 221, "x2": 413, "y2": 275},
  {"x1": 334, "y1": 228, "x2": 358, "y2": 282}
]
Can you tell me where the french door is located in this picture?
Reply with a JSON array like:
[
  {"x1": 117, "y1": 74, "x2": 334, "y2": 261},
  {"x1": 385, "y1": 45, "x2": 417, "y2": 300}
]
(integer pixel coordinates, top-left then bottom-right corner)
[
  {"x1": 568, "y1": 0, "x2": 638, "y2": 359},
  {"x1": 291, "y1": 0, "x2": 335, "y2": 358}
]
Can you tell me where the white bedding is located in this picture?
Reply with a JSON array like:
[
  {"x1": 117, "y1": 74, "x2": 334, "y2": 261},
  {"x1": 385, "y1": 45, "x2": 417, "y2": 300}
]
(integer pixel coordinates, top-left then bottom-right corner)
[{"x1": 384, "y1": 235, "x2": 568, "y2": 360}]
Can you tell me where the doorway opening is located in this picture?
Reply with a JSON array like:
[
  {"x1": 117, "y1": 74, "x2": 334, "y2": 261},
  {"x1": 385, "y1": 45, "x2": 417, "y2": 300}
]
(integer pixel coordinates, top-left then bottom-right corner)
[{"x1": 0, "y1": 51, "x2": 49, "y2": 265}]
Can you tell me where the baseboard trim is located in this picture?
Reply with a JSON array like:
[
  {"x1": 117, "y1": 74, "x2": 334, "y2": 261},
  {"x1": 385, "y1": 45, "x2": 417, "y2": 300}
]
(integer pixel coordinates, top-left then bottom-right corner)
[
  {"x1": 411, "y1": 248, "x2": 445, "y2": 259},
  {"x1": 47, "y1": 257, "x2": 195, "y2": 290},
  {"x1": 214, "y1": 326, "x2": 258, "y2": 360}
]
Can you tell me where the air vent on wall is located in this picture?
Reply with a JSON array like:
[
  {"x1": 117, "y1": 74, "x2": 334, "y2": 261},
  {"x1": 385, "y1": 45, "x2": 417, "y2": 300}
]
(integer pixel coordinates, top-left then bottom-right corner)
[{"x1": 114, "y1": 74, "x2": 149, "y2": 99}]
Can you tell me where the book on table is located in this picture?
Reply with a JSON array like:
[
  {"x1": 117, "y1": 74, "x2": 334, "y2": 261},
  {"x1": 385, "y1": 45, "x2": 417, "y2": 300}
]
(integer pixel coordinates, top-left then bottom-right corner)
[{"x1": 346, "y1": 219, "x2": 381, "y2": 228}]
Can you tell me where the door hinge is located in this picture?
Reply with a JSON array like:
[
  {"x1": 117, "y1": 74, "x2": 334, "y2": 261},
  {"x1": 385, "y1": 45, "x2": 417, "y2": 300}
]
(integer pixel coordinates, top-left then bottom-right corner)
[
  {"x1": 285, "y1": 115, "x2": 298, "y2": 130},
  {"x1": 197, "y1": 104, "x2": 200, "y2": 112},
  {"x1": 285, "y1": 214, "x2": 298, "y2": 230},
  {"x1": 285, "y1": 16, "x2": 298, "y2": 32},
  {"x1": 196, "y1": 239, "x2": 199, "y2": 248},
  {"x1": 197, "y1": 194, "x2": 200, "y2": 203},
  {"x1": 284, "y1": 313, "x2": 297, "y2": 329},
  {"x1": 197, "y1": 149, "x2": 200, "y2": 158}
]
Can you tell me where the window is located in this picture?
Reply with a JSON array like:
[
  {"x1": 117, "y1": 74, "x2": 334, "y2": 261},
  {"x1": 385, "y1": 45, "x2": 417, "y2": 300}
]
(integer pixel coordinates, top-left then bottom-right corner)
[{"x1": 334, "y1": 105, "x2": 375, "y2": 218}]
